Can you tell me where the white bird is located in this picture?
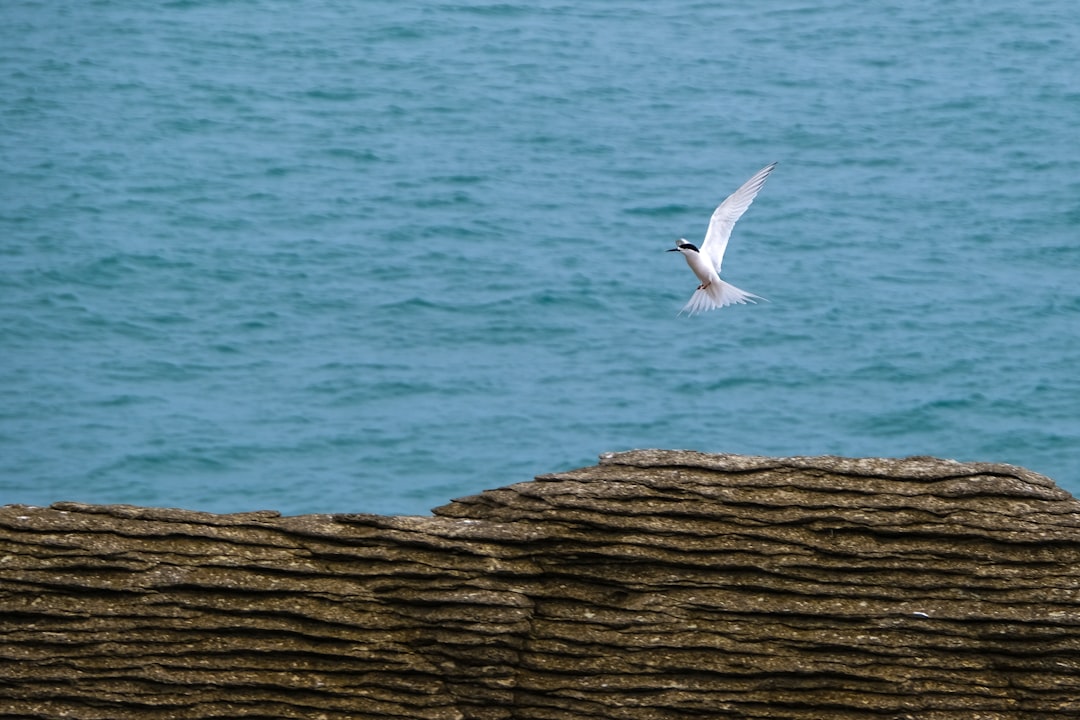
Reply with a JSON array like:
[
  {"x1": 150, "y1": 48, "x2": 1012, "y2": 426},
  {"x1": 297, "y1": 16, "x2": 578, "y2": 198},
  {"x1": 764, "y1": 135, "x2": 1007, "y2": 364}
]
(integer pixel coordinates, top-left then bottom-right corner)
[{"x1": 667, "y1": 162, "x2": 777, "y2": 316}]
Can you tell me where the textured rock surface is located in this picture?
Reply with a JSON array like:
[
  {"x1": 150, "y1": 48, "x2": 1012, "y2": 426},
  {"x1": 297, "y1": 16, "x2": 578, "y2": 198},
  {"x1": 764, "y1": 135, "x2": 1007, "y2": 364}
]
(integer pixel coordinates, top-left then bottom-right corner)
[{"x1": 2, "y1": 449, "x2": 1079, "y2": 719}]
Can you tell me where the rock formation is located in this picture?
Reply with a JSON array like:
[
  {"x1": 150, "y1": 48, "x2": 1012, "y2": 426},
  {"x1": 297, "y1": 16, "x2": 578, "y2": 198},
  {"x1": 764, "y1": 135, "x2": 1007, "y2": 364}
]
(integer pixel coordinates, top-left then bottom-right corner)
[{"x1": 1, "y1": 449, "x2": 1079, "y2": 719}]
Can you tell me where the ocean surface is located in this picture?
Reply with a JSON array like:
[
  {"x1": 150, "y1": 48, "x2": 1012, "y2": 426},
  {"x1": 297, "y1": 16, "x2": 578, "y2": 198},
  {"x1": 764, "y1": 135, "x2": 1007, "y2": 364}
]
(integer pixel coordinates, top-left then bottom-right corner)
[{"x1": 2, "y1": 1, "x2": 1078, "y2": 516}]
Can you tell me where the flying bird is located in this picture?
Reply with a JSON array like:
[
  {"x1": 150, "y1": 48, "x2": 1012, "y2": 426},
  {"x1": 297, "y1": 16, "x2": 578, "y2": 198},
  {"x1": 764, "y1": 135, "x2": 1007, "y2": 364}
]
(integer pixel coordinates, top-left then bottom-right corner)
[{"x1": 667, "y1": 162, "x2": 777, "y2": 316}]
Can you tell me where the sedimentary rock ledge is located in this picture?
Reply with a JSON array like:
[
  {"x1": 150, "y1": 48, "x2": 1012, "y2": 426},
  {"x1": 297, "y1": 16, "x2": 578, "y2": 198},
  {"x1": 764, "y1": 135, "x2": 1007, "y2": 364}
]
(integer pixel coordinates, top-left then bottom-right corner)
[{"x1": 2, "y1": 450, "x2": 1079, "y2": 719}]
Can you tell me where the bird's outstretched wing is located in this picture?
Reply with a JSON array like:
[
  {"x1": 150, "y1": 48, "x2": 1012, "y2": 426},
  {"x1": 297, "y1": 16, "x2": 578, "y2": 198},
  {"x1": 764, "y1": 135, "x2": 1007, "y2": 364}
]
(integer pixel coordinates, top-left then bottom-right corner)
[{"x1": 700, "y1": 162, "x2": 777, "y2": 273}]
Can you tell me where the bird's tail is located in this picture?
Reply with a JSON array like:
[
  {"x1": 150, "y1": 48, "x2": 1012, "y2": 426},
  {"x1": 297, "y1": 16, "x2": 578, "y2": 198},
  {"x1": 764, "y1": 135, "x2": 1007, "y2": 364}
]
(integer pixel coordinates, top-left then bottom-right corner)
[{"x1": 679, "y1": 279, "x2": 765, "y2": 316}]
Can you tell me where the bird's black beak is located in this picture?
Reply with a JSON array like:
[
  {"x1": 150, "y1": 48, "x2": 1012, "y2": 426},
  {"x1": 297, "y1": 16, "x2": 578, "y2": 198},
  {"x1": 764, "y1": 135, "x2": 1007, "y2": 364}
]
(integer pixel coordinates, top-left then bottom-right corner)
[{"x1": 666, "y1": 248, "x2": 679, "y2": 252}]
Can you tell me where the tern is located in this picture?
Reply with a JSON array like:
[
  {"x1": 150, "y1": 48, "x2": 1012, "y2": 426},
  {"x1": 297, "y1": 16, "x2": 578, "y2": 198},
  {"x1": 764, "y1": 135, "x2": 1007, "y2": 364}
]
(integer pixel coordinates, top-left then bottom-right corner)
[{"x1": 667, "y1": 162, "x2": 777, "y2": 316}]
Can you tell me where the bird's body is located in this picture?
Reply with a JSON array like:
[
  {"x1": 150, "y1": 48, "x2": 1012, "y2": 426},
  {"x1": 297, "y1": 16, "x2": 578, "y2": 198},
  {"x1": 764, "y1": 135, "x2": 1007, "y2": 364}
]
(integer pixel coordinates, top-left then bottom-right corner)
[{"x1": 668, "y1": 162, "x2": 776, "y2": 315}]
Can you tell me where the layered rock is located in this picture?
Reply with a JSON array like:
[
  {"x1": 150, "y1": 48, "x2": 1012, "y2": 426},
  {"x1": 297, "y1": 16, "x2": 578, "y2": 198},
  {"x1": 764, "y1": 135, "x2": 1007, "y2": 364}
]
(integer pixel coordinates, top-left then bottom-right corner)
[{"x1": 1, "y1": 450, "x2": 1079, "y2": 719}]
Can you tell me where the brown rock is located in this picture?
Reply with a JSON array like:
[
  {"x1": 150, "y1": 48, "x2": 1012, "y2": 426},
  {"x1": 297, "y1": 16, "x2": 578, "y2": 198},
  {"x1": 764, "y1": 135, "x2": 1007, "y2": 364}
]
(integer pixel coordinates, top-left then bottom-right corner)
[{"x1": 1, "y1": 450, "x2": 1079, "y2": 719}]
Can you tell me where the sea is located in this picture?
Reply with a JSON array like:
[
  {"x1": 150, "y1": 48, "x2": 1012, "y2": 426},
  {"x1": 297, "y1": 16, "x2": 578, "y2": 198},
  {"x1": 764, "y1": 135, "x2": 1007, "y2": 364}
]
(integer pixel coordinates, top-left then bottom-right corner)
[{"x1": 2, "y1": 1, "x2": 1078, "y2": 517}]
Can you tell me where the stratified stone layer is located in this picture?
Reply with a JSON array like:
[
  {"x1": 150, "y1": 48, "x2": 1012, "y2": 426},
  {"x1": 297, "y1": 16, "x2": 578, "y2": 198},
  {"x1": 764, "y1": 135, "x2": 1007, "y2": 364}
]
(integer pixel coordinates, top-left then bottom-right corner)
[{"x1": 2, "y1": 450, "x2": 1078, "y2": 719}]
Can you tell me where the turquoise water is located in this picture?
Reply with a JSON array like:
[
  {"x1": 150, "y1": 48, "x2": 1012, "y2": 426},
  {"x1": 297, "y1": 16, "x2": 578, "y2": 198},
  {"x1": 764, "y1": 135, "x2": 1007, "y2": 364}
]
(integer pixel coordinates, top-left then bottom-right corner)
[{"x1": 2, "y1": 1, "x2": 1078, "y2": 515}]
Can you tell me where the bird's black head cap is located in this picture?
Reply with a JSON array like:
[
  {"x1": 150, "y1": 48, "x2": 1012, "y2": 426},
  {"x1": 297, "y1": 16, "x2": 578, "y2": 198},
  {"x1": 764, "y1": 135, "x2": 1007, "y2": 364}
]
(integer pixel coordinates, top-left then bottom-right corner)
[{"x1": 673, "y1": 241, "x2": 699, "y2": 253}]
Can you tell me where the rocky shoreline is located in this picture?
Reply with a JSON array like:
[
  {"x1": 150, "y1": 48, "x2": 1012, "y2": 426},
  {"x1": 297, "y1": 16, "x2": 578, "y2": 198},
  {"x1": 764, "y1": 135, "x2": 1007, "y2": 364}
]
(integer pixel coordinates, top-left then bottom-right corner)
[{"x1": 2, "y1": 450, "x2": 1078, "y2": 719}]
